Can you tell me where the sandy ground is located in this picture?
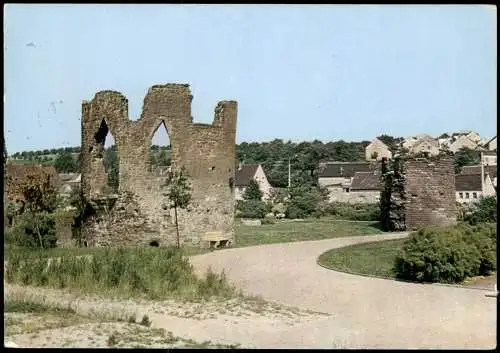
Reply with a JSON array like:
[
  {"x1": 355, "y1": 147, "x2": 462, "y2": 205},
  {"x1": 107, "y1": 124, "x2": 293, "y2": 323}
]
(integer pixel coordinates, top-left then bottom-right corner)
[{"x1": 4, "y1": 232, "x2": 497, "y2": 348}]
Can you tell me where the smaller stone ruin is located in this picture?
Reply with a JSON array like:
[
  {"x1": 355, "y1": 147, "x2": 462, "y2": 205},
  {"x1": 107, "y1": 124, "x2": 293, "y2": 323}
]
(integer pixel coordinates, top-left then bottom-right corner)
[{"x1": 380, "y1": 156, "x2": 457, "y2": 231}]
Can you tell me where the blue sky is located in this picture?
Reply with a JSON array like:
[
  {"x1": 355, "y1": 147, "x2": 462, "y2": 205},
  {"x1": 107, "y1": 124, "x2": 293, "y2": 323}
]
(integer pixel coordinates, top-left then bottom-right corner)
[{"x1": 4, "y1": 4, "x2": 497, "y2": 153}]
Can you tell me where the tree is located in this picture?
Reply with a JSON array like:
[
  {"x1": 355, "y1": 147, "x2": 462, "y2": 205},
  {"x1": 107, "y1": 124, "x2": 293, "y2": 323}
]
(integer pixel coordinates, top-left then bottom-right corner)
[
  {"x1": 157, "y1": 150, "x2": 170, "y2": 166},
  {"x1": 103, "y1": 147, "x2": 119, "y2": 192},
  {"x1": 162, "y1": 167, "x2": 192, "y2": 248},
  {"x1": 13, "y1": 172, "x2": 58, "y2": 248},
  {"x1": 54, "y1": 150, "x2": 77, "y2": 173},
  {"x1": 243, "y1": 179, "x2": 263, "y2": 201},
  {"x1": 453, "y1": 147, "x2": 481, "y2": 174}
]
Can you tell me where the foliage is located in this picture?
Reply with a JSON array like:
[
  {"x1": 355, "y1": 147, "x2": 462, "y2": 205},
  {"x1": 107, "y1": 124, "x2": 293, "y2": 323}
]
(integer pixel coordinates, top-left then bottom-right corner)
[
  {"x1": 103, "y1": 147, "x2": 119, "y2": 192},
  {"x1": 285, "y1": 185, "x2": 328, "y2": 219},
  {"x1": 157, "y1": 149, "x2": 171, "y2": 166},
  {"x1": 163, "y1": 166, "x2": 193, "y2": 248},
  {"x1": 453, "y1": 147, "x2": 481, "y2": 174},
  {"x1": 243, "y1": 179, "x2": 263, "y2": 201},
  {"x1": 464, "y1": 196, "x2": 497, "y2": 225},
  {"x1": 236, "y1": 199, "x2": 271, "y2": 219},
  {"x1": 7, "y1": 212, "x2": 57, "y2": 248},
  {"x1": 322, "y1": 202, "x2": 380, "y2": 221},
  {"x1": 4, "y1": 247, "x2": 235, "y2": 301},
  {"x1": 394, "y1": 223, "x2": 497, "y2": 283},
  {"x1": 54, "y1": 150, "x2": 78, "y2": 173},
  {"x1": 6, "y1": 171, "x2": 59, "y2": 248}
]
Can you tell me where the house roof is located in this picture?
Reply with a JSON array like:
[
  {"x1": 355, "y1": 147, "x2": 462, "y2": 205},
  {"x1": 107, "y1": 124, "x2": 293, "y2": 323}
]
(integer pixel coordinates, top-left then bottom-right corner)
[
  {"x1": 234, "y1": 164, "x2": 260, "y2": 186},
  {"x1": 460, "y1": 165, "x2": 497, "y2": 176},
  {"x1": 455, "y1": 174, "x2": 482, "y2": 192},
  {"x1": 317, "y1": 162, "x2": 374, "y2": 178},
  {"x1": 350, "y1": 172, "x2": 382, "y2": 191}
]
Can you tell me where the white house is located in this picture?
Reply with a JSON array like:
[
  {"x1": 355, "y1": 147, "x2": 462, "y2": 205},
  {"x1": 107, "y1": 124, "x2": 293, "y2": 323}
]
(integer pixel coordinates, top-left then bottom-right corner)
[
  {"x1": 455, "y1": 173, "x2": 496, "y2": 203},
  {"x1": 365, "y1": 138, "x2": 392, "y2": 161},
  {"x1": 448, "y1": 134, "x2": 480, "y2": 153},
  {"x1": 317, "y1": 161, "x2": 380, "y2": 203},
  {"x1": 234, "y1": 163, "x2": 273, "y2": 201}
]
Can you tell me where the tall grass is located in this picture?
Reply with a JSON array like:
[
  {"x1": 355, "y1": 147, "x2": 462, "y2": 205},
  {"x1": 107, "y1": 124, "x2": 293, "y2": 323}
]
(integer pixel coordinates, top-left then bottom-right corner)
[{"x1": 5, "y1": 247, "x2": 235, "y2": 301}]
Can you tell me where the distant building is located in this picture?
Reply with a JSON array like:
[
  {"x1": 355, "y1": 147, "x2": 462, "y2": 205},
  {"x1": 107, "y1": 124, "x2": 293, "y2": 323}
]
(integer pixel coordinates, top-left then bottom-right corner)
[
  {"x1": 234, "y1": 163, "x2": 273, "y2": 201},
  {"x1": 448, "y1": 134, "x2": 480, "y2": 153},
  {"x1": 403, "y1": 134, "x2": 440, "y2": 156},
  {"x1": 317, "y1": 161, "x2": 380, "y2": 203},
  {"x1": 365, "y1": 138, "x2": 392, "y2": 161},
  {"x1": 455, "y1": 173, "x2": 496, "y2": 203},
  {"x1": 409, "y1": 136, "x2": 440, "y2": 156},
  {"x1": 482, "y1": 136, "x2": 497, "y2": 152}
]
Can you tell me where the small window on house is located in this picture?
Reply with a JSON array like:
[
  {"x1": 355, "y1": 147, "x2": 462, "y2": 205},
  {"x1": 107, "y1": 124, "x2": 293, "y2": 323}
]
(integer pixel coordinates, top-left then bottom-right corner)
[
  {"x1": 459, "y1": 192, "x2": 463, "y2": 199},
  {"x1": 472, "y1": 192, "x2": 478, "y2": 199},
  {"x1": 465, "y1": 192, "x2": 470, "y2": 199},
  {"x1": 345, "y1": 188, "x2": 350, "y2": 193}
]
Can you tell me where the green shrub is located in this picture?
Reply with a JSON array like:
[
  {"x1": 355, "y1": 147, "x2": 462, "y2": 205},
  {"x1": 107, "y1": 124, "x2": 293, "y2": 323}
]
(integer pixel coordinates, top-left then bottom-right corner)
[
  {"x1": 394, "y1": 223, "x2": 497, "y2": 283},
  {"x1": 261, "y1": 217, "x2": 275, "y2": 225},
  {"x1": 236, "y1": 200, "x2": 271, "y2": 219},
  {"x1": 8, "y1": 212, "x2": 57, "y2": 249},
  {"x1": 464, "y1": 196, "x2": 497, "y2": 225},
  {"x1": 323, "y1": 202, "x2": 380, "y2": 221}
]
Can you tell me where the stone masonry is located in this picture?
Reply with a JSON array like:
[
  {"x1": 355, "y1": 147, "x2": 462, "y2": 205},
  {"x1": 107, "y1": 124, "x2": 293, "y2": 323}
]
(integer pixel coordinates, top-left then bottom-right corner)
[
  {"x1": 404, "y1": 158, "x2": 457, "y2": 230},
  {"x1": 380, "y1": 157, "x2": 457, "y2": 231},
  {"x1": 80, "y1": 84, "x2": 237, "y2": 247}
]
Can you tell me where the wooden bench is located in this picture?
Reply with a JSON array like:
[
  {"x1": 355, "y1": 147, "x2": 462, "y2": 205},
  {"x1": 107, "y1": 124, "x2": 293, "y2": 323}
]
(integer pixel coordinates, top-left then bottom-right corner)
[{"x1": 203, "y1": 231, "x2": 230, "y2": 249}]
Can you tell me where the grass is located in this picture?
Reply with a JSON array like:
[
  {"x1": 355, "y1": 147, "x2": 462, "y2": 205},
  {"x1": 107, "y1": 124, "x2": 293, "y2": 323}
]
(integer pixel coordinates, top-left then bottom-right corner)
[
  {"x1": 5, "y1": 247, "x2": 236, "y2": 302},
  {"x1": 234, "y1": 217, "x2": 383, "y2": 248},
  {"x1": 4, "y1": 217, "x2": 382, "y2": 261},
  {"x1": 317, "y1": 238, "x2": 407, "y2": 279}
]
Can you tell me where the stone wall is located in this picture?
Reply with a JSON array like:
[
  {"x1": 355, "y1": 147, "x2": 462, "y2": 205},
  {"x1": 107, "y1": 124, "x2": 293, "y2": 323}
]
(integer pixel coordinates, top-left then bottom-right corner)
[
  {"x1": 80, "y1": 84, "x2": 237, "y2": 248},
  {"x1": 326, "y1": 187, "x2": 380, "y2": 203},
  {"x1": 405, "y1": 158, "x2": 457, "y2": 230},
  {"x1": 381, "y1": 157, "x2": 457, "y2": 231}
]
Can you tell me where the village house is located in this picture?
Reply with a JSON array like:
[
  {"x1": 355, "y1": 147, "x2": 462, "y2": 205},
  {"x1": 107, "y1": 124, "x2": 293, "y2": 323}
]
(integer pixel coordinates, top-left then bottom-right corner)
[
  {"x1": 409, "y1": 136, "x2": 440, "y2": 156},
  {"x1": 402, "y1": 134, "x2": 440, "y2": 156},
  {"x1": 58, "y1": 173, "x2": 81, "y2": 198},
  {"x1": 448, "y1": 134, "x2": 481, "y2": 153},
  {"x1": 365, "y1": 137, "x2": 392, "y2": 161},
  {"x1": 460, "y1": 163, "x2": 497, "y2": 190},
  {"x1": 481, "y1": 135, "x2": 497, "y2": 152},
  {"x1": 455, "y1": 172, "x2": 496, "y2": 203},
  {"x1": 234, "y1": 163, "x2": 273, "y2": 201},
  {"x1": 348, "y1": 171, "x2": 382, "y2": 203},
  {"x1": 317, "y1": 161, "x2": 379, "y2": 203}
]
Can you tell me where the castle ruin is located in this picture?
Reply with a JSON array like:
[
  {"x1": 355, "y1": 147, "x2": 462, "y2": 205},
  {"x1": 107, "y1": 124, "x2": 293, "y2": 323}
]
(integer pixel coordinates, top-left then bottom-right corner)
[
  {"x1": 79, "y1": 84, "x2": 237, "y2": 247},
  {"x1": 380, "y1": 157, "x2": 457, "y2": 231}
]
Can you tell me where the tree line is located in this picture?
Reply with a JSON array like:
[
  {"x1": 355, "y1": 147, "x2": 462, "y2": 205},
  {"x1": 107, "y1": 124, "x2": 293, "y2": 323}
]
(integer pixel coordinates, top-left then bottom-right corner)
[{"x1": 7, "y1": 135, "x2": 483, "y2": 188}]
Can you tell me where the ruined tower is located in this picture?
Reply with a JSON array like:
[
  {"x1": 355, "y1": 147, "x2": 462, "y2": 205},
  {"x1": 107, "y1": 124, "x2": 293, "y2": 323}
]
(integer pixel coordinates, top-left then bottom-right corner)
[
  {"x1": 80, "y1": 84, "x2": 237, "y2": 247},
  {"x1": 380, "y1": 157, "x2": 457, "y2": 231}
]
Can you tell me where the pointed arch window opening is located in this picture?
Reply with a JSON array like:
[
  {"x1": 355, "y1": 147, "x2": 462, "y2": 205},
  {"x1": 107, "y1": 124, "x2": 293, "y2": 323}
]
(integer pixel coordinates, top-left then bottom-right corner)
[{"x1": 150, "y1": 120, "x2": 171, "y2": 175}]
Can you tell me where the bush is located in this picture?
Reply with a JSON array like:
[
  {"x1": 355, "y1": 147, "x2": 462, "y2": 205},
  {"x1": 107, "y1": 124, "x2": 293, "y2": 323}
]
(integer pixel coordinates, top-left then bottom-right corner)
[
  {"x1": 464, "y1": 196, "x2": 497, "y2": 225},
  {"x1": 236, "y1": 200, "x2": 271, "y2": 219},
  {"x1": 323, "y1": 202, "x2": 380, "y2": 221},
  {"x1": 7, "y1": 212, "x2": 57, "y2": 248},
  {"x1": 394, "y1": 223, "x2": 497, "y2": 283},
  {"x1": 5, "y1": 247, "x2": 235, "y2": 301}
]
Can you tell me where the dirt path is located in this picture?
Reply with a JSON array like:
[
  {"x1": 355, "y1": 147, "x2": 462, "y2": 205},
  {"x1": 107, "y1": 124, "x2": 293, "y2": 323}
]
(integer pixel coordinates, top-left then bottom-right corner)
[{"x1": 189, "y1": 232, "x2": 497, "y2": 349}]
